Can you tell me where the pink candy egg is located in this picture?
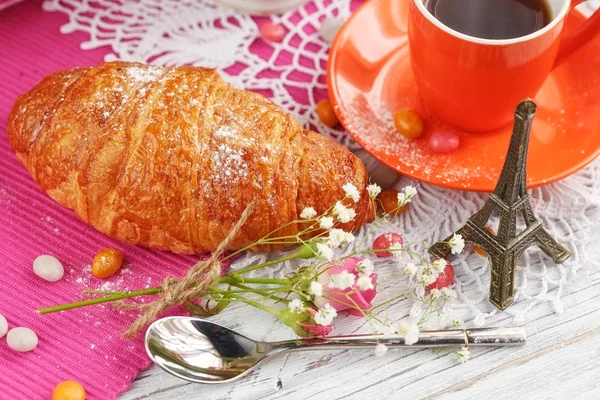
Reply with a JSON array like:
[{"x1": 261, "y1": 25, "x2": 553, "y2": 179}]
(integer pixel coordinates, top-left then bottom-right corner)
[
  {"x1": 429, "y1": 131, "x2": 460, "y2": 153},
  {"x1": 260, "y1": 22, "x2": 286, "y2": 43}
]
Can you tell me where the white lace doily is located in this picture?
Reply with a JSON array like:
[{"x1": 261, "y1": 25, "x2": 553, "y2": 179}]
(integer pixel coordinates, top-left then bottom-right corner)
[{"x1": 42, "y1": 0, "x2": 600, "y2": 327}]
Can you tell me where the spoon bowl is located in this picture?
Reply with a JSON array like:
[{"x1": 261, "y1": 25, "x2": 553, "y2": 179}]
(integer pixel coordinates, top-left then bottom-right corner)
[{"x1": 145, "y1": 317, "x2": 272, "y2": 383}]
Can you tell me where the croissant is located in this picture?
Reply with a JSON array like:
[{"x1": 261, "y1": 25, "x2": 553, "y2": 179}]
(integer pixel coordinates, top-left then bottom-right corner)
[{"x1": 7, "y1": 62, "x2": 373, "y2": 254}]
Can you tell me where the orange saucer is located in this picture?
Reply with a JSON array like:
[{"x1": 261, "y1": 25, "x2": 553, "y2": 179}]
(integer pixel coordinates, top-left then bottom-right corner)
[{"x1": 328, "y1": 0, "x2": 600, "y2": 191}]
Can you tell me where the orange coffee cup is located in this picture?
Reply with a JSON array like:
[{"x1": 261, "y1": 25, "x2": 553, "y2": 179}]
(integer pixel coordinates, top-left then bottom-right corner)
[{"x1": 408, "y1": 0, "x2": 600, "y2": 132}]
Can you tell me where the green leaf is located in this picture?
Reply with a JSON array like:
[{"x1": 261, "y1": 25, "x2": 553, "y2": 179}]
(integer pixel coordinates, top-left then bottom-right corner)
[{"x1": 183, "y1": 300, "x2": 211, "y2": 317}]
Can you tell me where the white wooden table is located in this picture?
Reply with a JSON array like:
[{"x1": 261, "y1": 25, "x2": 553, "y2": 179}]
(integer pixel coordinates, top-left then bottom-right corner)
[
  {"x1": 121, "y1": 2, "x2": 600, "y2": 396},
  {"x1": 123, "y1": 222, "x2": 600, "y2": 399}
]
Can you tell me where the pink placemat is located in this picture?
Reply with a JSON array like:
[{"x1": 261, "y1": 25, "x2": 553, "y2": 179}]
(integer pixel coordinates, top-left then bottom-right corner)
[
  {"x1": 0, "y1": 1, "x2": 210, "y2": 398},
  {"x1": 0, "y1": 0, "x2": 23, "y2": 11},
  {"x1": 0, "y1": 0, "x2": 368, "y2": 398}
]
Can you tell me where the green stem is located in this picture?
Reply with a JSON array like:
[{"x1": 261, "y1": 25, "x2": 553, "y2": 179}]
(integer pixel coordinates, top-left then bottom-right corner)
[
  {"x1": 230, "y1": 283, "x2": 291, "y2": 304},
  {"x1": 83, "y1": 290, "x2": 122, "y2": 295},
  {"x1": 233, "y1": 253, "x2": 299, "y2": 275},
  {"x1": 37, "y1": 287, "x2": 162, "y2": 314},
  {"x1": 370, "y1": 288, "x2": 412, "y2": 311},
  {"x1": 216, "y1": 277, "x2": 290, "y2": 285},
  {"x1": 207, "y1": 287, "x2": 288, "y2": 295},
  {"x1": 419, "y1": 298, "x2": 435, "y2": 325},
  {"x1": 227, "y1": 293, "x2": 282, "y2": 317},
  {"x1": 219, "y1": 218, "x2": 308, "y2": 262}
]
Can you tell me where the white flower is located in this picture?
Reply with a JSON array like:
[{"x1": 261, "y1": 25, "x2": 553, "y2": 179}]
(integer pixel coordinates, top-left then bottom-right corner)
[
  {"x1": 314, "y1": 303, "x2": 337, "y2": 326},
  {"x1": 442, "y1": 287, "x2": 457, "y2": 299},
  {"x1": 332, "y1": 201, "x2": 356, "y2": 223},
  {"x1": 342, "y1": 183, "x2": 360, "y2": 203},
  {"x1": 397, "y1": 193, "x2": 407, "y2": 205},
  {"x1": 439, "y1": 312, "x2": 450, "y2": 328},
  {"x1": 414, "y1": 284, "x2": 426, "y2": 298},
  {"x1": 327, "y1": 229, "x2": 354, "y2": 247},
  {"x1": 430, "y1": 288, "x2": 442, "y2": 300},
  {"x1": 300, "y1": 207, "x2": 317, "y2": 219},
  {"x1": 356, "y1": 259, "x2": 374, "y2": 276},
  {"x1": 316, "y1": 243, "x2": 334, "y2": 261},
  {"x1": 432, "y1": 258, "x2": 448, "y2": 273},
  {"x1": 403, "y1": 262, "x2": 417, "y2": 276},
  {"x1": 327, "y1": 229, "x2": 346, "y2": 247},
  {"x1": 473, "y1": 313, "x2": 486, "y2": 327},
  {"x1": 367, "y1": 183, "x2": 382, "y2": 199},
  {"x1": 329, "y1": 270, "x2": 356, "y2": 290},
  {"x1": 448, "y1": 233, "x2": 465, "y2": 254},
  {"x1": 417, "y1": 266, "x2": 438, "y2": 286},
  {"x1": 374, "y1": 343, "x2": 388, "y2": 357},
  {"x1": 419, "y1": 274, "x2": 437, "y2": 286},
  {"x1": 404, "y1": 185, "x2": 418, "y2": 198},
  {"x1": 356, "y1": 275, "x2": 374, "y2": 291},
  {"x1": 389, "y1": 242, "x2": 404, "y2": 255},
  {"x1": 288, "y1": 299, "x2": 304, "y2": 314},
  {"x1": 397, "y1": 185, "x2": 417, "y2": 206},
  {"x1": 319, "y1": 216, "x2": 334, "y2": 230},
  {"x1": 456, "y1": 346, "x2": 470, "y2": 363},
  {"x1": 374, "y1": 320, "x2": 399, "y2": 336},
  {"x1": 409, "y1": 302, "x2": 422, "y2": 318},
  {"x1": 309, "y1": 281, "x2": 323, "y2": 297},
  {"x1": 398, "y1": 321, "x2": 420, "y2": 345},
  {"x1": 345, "y1": 232, "x2": 355, "y2": 244}
]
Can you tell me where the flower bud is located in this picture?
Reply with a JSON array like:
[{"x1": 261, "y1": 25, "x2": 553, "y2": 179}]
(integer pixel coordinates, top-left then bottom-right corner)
[{"x1": 295, "y1": 243, "x2": 318, "y2": 259}]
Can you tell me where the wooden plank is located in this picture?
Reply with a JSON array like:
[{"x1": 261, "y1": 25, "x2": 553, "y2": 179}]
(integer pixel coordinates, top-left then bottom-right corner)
[
  {"x1": 123, "y1": 268, "x2": 600, "y2": 399},
  {"x1": 123, "y1": 194, "x2": 600, "y2": 399}
]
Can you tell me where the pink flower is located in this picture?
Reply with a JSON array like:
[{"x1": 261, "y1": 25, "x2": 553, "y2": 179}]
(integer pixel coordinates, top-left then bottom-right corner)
[
  {"x1": 314, "y1": 257, "x2": 377, "y2": 316},
  {"x1": 278, "y1": 307, "x2": 333, "y2": 337},
  {"x1": 299, "y1": 308, "x2": 333, "y2": 337}
]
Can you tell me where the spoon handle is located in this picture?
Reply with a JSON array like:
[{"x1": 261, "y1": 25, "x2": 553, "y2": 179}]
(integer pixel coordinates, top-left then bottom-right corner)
[{"x1": 272, "y1": 327, "x2": 525, "y2": 351}]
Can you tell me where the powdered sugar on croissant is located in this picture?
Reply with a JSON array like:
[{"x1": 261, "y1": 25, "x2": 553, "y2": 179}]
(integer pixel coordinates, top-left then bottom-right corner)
[{"x1": 8, "y1": 62, "x2": 373, "y2": 254}]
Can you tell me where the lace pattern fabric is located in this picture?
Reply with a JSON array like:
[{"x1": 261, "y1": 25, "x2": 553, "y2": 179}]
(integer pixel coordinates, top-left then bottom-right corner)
[{"x1": 41, "y1": 0, "x2": 600, "y2": 327}]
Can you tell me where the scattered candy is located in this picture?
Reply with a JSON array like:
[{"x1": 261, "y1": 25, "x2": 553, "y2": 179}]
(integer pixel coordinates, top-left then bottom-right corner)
[
  {"x1": 33, "y1": 255, "x2": 64, "y2": 282},
  {"x1": 474, "y1": 227, "x2": 496, "y2": 256},
  {"x1": 6, "y1": 327, "x2": 38, "y2": 352},
  {"x1": 429, "y1": 131, "x2": 460, "y2": 153},
  {"x1": 377, "y1": 189, "x2": 407, "y2": 216},
  {"x1": 394, "y1": 109, "x2": 424, "y2": 139},
  {"x1": 260, "y1": 22, "x2": 286, "y2": 42},
  {"x1": 0, "y1": 314, "x2": 7, "y2": 339},
  {"x1": 427, "y1": 262, "x2": 455, "y2": 290},
  {"x1": 319, "y1": 18, "x2": 344, "y2": 43},
  {"x1": 92, "y1": 248, "x2": 123, "y2": 279},
  {"x1": 372, "y1": 233, "x2": 404, "y2": 258},
  {"x1": 316, "y1": 99, "x2": 339, "y2": 128},
  {"x1": 52, "y1": 380, "x2": 86, "y2": 400}
]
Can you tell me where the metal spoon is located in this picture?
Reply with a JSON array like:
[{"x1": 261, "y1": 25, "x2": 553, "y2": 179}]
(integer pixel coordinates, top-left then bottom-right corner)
[{"x1": 145, "y1": 316, "x2": 526, "y2": 384}]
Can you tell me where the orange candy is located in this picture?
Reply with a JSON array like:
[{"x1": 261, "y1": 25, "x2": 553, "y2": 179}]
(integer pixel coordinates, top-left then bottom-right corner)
[
  {"x1": 394, "y1": 109, "x2": 424, "y2": 139},
  {"x1": 91, "y1": 248, "x2": 123, "y2": 278},
  {"x1": 52, "y1": 381, "x2": 86, "y2": 400},
  {"x1": 316, "y1": 99, "x2": 339, "y2": 128},
  {"x1": 377, "y1": 189, "x2": 407, "y2": 216},
  {"x1": 474, "y1": 227, "x2": 496, "y2": 256}
]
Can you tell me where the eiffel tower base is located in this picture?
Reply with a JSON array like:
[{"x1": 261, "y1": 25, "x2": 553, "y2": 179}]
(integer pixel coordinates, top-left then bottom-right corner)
[{"x1": 429, "y1": 218, "x2": 571, "y2": 310}]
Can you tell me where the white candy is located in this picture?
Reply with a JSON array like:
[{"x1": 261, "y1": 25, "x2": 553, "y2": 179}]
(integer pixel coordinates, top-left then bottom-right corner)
[
  {"x1": 0, "y1": 314, "x2": 7, "y2": 338},
  {"x1": 33, "y1": 255, "x2": 64, "y2": 282},
  {"x1": 319, "y1": 18, "x2": 345, "y2": 43},
  {"x1": 6, "y1": 327, "x2": 38, "y2": 352}
]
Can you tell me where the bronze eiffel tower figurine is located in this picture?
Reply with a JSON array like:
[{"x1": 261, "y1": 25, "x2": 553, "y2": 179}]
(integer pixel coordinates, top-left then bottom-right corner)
[{"x1": 429, "y1": 99, "x2": 571, "y2": 310}]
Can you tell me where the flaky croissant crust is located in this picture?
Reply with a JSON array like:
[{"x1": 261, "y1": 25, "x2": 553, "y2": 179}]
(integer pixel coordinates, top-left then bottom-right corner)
[{"x1": 8, "y1": 62, "x2": 373, "y2": 254}]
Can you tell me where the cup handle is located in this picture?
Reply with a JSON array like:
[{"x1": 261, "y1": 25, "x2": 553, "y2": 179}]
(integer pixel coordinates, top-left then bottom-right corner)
[{"x1": 554, "y1": 0, "x2": 600, "y2": 67}]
